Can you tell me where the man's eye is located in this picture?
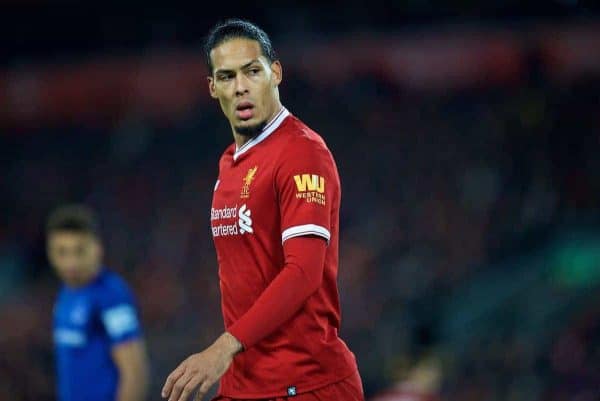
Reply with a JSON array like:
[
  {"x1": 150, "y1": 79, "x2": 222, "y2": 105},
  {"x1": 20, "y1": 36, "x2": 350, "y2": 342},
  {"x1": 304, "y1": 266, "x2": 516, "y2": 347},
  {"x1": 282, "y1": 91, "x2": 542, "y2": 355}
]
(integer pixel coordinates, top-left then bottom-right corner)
[
  {"x1": 249, "y1": 69, "x2": 260, "y2": 75},
  {"x1": 218, "y1": 75, "x2": 232, "y2": 81}
]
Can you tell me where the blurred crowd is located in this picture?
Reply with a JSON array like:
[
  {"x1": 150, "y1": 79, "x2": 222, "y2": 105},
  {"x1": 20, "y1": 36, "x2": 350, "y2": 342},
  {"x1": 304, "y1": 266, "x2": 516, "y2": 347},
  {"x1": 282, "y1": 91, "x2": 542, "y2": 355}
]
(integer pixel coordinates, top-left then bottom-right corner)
[{"x1": 1, "y1": 25, "x2": 600, "y2": 401}]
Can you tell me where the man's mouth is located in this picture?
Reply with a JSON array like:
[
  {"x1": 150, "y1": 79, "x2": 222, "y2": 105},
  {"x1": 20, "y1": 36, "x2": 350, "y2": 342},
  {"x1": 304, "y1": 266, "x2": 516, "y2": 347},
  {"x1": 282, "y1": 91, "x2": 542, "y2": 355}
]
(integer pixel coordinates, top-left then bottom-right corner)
[{"x1": 235, "y1": 101, "x2": 255, "y2": 120}]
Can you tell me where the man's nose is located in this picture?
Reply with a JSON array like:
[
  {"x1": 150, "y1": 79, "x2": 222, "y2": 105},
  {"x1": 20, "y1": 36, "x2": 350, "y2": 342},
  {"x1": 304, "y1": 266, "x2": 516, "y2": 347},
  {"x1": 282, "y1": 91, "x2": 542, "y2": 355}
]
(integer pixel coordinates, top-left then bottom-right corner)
[
  {"x1": 235, "y1": 75, "x2": 249, "y2": 96},
  {"x1": 63, "y1": 260, "x2": 79, "y2": 272}
]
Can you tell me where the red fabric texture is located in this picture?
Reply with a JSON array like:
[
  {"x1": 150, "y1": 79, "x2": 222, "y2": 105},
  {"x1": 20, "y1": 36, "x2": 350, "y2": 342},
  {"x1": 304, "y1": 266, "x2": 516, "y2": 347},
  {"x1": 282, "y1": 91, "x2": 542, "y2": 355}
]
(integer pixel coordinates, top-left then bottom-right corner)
[
  {"x1": 210, "y1": 111, "x2": 358, "y2": 398},
  {"x1": 228, "y1": 236, "x2": 327, "y2": 349},
  {"x1": 211, "y1": 371, "x2": 364, "y2": 401}
]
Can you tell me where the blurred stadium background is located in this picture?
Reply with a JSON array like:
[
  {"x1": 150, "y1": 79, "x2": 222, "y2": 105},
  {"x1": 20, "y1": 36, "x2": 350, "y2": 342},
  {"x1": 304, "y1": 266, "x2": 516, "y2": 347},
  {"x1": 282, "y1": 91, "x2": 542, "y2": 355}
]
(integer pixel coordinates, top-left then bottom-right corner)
[{"x1": 1, "y1": 1, "x2": 599, "y2": 400}]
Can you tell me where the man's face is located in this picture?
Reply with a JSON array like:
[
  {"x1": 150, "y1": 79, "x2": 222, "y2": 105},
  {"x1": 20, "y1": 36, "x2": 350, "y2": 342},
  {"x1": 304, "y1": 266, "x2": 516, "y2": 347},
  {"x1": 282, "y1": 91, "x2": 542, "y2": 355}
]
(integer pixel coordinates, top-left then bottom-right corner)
[
  {"x1": 208, "y1": 38, "x2": 282, "y2": 137},
  {"x1": 47, "y1": 231, "x2": 102, "y2": 287}
]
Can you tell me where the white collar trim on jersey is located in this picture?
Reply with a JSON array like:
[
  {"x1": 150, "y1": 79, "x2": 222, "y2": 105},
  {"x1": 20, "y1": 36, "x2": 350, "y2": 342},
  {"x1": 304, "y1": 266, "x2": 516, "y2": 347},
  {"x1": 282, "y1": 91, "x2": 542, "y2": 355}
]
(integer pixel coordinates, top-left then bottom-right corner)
[{"x1": 233, "y1": 106, "x2": 290, "y2": 161}]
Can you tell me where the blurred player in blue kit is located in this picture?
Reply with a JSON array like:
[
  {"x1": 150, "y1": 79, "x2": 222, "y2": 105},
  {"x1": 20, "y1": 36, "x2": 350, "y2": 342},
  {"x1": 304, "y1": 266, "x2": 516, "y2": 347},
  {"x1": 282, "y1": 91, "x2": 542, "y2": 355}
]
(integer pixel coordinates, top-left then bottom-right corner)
[{"x1": 48, "y1": 205, "x2": 149, "y2": 401}]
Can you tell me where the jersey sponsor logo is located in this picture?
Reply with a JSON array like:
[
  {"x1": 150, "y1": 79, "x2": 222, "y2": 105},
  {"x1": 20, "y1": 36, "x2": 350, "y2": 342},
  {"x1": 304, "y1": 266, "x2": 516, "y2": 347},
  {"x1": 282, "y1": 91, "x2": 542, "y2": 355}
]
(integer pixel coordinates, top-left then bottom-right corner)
[
  {"x1": 238, "y1": 204, "x2": 253, "y2": 233},
  {"x1": 211, "y1": 205, "x2": 237, "y2": 220},
  {"x1": 240, "y1": 166, "x2": 258, "y2": 199},
  {"x1": 293, "y1": 174, "x2": 326, "y2": 206},
  {"x1": 54, "y1": 328, "x2": 87, "y2": 347},
  {"x1": 211, "y1": 204, "x2": 254, "y2": 237},
  {"x1": 293, "y1": 174, "x2": 325, "y2": 193}
]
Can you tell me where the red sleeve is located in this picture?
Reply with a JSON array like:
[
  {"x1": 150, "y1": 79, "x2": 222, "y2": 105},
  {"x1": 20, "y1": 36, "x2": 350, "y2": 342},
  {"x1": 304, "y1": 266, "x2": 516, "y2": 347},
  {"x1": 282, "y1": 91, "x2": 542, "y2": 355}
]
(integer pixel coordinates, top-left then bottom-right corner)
[
  {"x1": 276, "y1": 136, "x2": 336, "y2": 244},
  {"x1": 227, "y1": 236, "x2": 327, "y2": 349}
]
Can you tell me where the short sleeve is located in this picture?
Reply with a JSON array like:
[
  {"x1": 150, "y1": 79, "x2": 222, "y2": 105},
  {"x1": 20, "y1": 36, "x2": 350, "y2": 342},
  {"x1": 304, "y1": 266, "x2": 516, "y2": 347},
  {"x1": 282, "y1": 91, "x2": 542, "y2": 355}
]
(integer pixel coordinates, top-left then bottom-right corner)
[
  {"x1": 97, "y1": 277, "x2": 142, "y2": 346},
  {"x1": 275, "y1": 137, "x2": 337, "y2": 244}
]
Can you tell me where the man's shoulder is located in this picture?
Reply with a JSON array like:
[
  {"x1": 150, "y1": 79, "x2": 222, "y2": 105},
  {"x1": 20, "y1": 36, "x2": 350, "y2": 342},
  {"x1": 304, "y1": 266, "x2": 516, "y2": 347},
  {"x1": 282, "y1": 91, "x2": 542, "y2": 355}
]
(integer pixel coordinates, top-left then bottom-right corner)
[
  {"x1": 220, "y1": 143, "x2": 236, "y2": 157},
  {"x1": 54, "y1": 286, "x2": 70, "y2": 310},
  {"x1": 278, "y1": 114, "x2": 328, "y2": 152},
  {"x1": 218, "y1": 143, "x2": 236, "y2": 166},
  {"x1": 93, "y1": 269, "x2": 133, "y2": 300}
]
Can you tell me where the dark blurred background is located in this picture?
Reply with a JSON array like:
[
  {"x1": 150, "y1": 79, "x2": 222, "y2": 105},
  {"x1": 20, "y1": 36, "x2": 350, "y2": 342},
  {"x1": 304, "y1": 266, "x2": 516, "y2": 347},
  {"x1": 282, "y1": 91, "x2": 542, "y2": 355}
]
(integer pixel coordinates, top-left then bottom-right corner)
[{"x1": 1, "y1": 1, "x2": 599, "y2": 400}]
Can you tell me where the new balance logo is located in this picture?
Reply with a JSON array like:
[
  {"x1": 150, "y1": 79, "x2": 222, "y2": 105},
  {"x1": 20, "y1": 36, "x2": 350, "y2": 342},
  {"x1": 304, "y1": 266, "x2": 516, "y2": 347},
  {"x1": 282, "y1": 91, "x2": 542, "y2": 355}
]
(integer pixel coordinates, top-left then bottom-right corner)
[
  {"x1": 293, "y1": 174, "x2": 325, "y2": 193},
  {"x1": 238, "y1": 204, "x2": 253, "y2": 234}
]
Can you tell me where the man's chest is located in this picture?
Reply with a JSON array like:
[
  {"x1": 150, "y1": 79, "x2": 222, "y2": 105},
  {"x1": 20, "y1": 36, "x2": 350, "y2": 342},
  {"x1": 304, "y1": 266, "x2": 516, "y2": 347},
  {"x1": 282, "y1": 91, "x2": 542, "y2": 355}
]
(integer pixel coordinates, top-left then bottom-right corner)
[
  {"x1": 211, "y1": 158, "x2": 279, "y2": 241},
  {"x1": 54, "y1": 293, "x2": 97, "y2": 347}
]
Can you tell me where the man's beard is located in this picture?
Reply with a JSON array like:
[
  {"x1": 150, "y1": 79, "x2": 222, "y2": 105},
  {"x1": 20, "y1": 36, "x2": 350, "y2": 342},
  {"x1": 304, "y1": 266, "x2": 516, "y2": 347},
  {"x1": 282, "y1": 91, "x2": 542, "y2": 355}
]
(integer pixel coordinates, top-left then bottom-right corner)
[{"x1": 234, "y1": 120, "x2": 267, "y2": 139}]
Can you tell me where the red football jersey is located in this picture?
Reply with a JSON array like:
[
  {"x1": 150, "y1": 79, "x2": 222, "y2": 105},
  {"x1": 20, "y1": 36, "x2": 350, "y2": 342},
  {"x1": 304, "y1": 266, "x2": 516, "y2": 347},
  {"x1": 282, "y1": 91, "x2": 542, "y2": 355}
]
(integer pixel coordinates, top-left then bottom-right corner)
[{"x1": 210, "y1": 107, "x2": 358, "y2": 398}]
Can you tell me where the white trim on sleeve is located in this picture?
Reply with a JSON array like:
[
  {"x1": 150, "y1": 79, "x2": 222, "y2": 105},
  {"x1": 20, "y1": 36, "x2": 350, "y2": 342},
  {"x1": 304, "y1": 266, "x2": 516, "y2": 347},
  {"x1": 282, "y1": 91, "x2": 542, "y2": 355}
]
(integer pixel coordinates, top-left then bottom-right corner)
[{"x1": 281, "y1": 224, "x2": 331, "y2": 243}]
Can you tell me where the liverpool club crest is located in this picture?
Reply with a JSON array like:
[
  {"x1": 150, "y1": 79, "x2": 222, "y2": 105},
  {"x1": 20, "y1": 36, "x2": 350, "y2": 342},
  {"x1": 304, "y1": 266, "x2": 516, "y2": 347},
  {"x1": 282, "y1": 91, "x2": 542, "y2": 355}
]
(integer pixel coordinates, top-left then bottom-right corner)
[{"x1": 241, "y1": 166, "x2": 258, "y2": 198}]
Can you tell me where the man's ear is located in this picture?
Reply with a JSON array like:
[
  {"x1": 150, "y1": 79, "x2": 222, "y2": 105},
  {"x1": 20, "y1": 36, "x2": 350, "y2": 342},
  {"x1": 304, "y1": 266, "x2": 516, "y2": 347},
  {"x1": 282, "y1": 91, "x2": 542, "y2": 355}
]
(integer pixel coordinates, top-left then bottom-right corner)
[
  {"x1": 208, "y1": 76, "x2": 218, "y2": 99},
  {"x1": 271, "y1": 60, "x2": 282, "y2": 86}
]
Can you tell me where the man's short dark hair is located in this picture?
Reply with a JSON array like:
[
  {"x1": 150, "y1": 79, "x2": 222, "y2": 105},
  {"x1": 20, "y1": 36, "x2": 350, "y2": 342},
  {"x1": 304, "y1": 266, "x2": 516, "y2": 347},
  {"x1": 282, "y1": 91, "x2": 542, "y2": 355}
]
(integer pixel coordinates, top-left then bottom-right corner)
[
  {"x1": 46, "y1": 204, "x2": 100, "y2": 237},
  {"x1": 204, "y1": 19, "x2": 277, "y2": 74}
]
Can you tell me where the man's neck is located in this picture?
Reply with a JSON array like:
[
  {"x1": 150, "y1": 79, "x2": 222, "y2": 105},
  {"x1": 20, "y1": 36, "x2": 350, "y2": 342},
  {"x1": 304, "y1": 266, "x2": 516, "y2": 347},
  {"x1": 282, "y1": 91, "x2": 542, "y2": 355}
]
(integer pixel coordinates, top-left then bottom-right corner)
[
  {"x1": 233, "y1": 132, "x2": 255, "y2": 150},
  {"x1": 66, "y1": 265, "x2": 103, "y2": 289},
  {"x1": 232, "y1": 103, "x2": 283, "y2": 149}
]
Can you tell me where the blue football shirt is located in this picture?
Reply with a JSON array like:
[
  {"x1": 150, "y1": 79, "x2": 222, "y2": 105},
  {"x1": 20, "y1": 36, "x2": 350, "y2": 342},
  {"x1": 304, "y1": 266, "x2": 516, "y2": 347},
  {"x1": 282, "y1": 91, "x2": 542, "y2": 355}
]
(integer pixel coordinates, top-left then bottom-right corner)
[{"x1": 53, "y1": 268, "x2": 142, "y2": 401}]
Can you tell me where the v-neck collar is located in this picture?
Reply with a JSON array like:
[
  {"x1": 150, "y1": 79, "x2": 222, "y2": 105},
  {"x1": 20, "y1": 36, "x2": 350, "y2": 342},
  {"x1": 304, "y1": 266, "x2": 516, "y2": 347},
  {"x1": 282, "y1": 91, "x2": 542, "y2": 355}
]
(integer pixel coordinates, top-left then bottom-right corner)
[{"x1": 233, "y1": 107, "x2": 290, "y2": 161}]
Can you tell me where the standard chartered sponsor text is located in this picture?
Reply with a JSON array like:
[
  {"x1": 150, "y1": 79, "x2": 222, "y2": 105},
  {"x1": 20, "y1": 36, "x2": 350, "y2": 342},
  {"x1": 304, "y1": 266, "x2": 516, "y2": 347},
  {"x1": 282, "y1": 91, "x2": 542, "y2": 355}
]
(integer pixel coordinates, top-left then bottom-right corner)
[
  {"x1": 212, "y1": 204, "x2": 253, "y2": 237},
  {"x1": 211, "y1": 204, "x2": 238, "y2": 220},
  {"x1": 213, "y1": 223, "x2": 241, "y2": 236},
  {"x1": 212, "y1": 204, "x2": 238, "y2": 237}
]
